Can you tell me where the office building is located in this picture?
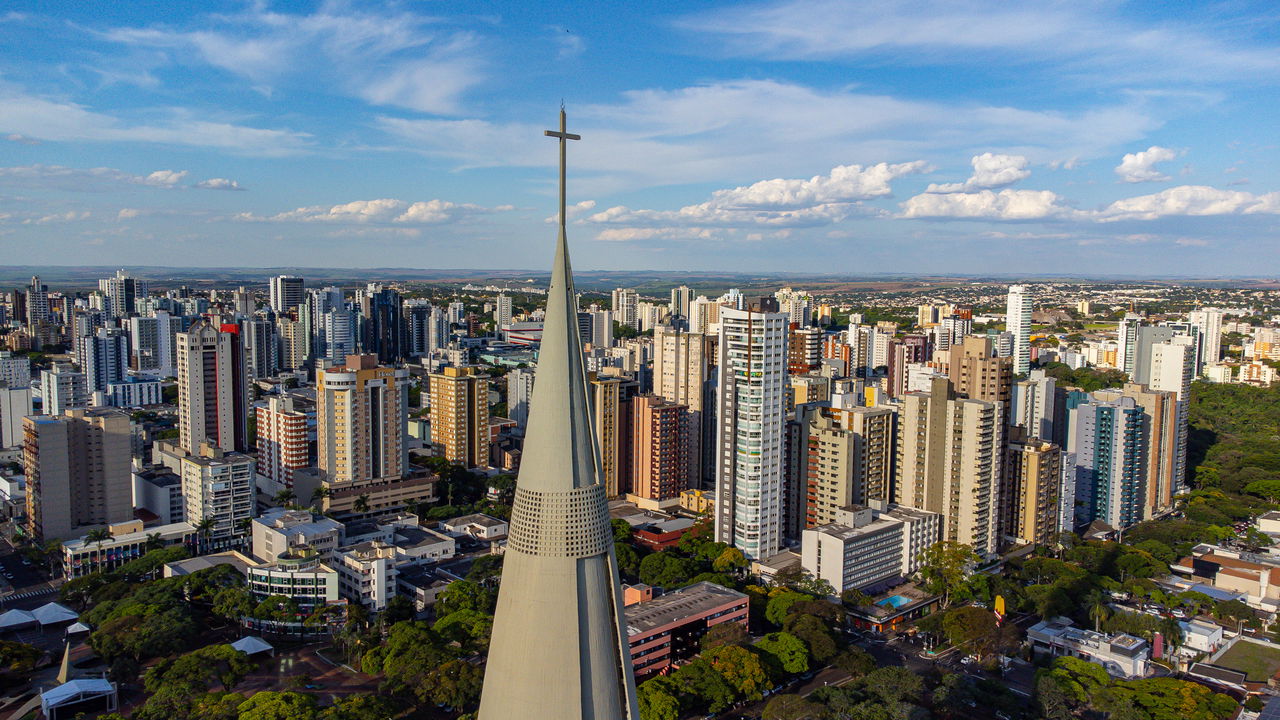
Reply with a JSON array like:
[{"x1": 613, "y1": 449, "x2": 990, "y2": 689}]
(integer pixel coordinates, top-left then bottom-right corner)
[
  {"x1": 246, "y1": 548, "x2": 340, "y2": 614},
  {"x1": 320, "y1": 308, "x2": 355, "y2": 364},
  {"x1": 1006, "y1": 285, "x2": 1032, "y2": 375},
  {"x1": 317, "y1": 355, "x2": 409, "y2": 484},
  {"x1": 23, "y1": 409, "x2": 134, "y2": 543},
  {"x1": 714, "y1": 303, "x2": 788, "y2": 560},
  {"x1": 240, "y1": 317, "x2": 279, "y2": 381},
  {"x1": 1028, "y1": 619, "x2": 1149, "y2": 679},
  {"x1": 802, "y1": 504, "x2": 942, "y2": 593},
  {"x1": 429, "y1": 366, "x2": 489, "y2": 469},
  {"x1": 177, "y1": 322, "x2": 248, "y2": 454},
  {"x1": 251, "y1": 507, "x2": 343, "y2": 563},
  {"x1": 64, "y1": 519, "x2": 195, "y2": 578},
  {"x1": 256, "y1": 396, "x2": 312, "y2": 491},
  {"x1": 895, "y1": 377, "x2": 1003, "y2": 558},
  {"x1": 41, "y1": 363, "x2": 88, "y2": 416},
  {"x1": 1004, "y1": 438, "x2": 1062, "y2": 546},
  {"x1": 99, "y1": 378, "x2": 162, "y2": 408},
  {"x1": 269, "y1": 276, "x2": 305, "y2": 314},
  {"x1": 629, "y1": 394, "x2": 689, "y2": 508},
  {"x1": 626, "y1": 582, "x2": 749, "y2": 679}
]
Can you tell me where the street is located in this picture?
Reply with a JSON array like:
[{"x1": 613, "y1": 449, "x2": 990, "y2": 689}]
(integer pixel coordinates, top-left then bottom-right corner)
[{"x1": 0, "y1": 534, "x2": 60, "y2": 609}]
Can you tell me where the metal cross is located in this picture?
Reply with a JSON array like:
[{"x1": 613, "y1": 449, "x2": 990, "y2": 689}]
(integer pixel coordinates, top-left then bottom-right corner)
[{"x1": 544, "y1": 108, "x2": 580, "y2": 230}]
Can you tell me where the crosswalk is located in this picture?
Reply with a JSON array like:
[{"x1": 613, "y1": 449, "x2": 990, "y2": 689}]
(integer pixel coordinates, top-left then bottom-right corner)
[{"x1": 0, "y1": 587, "x2": 56, "y2": 604}]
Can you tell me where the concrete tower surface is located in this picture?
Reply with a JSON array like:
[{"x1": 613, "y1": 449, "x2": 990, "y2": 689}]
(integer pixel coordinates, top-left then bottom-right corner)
[{"x1": 478, "y1": 110, "x2": 639, "y2": 720}]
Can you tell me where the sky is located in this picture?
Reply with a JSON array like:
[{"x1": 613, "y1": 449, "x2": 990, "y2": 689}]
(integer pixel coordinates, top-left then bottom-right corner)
[{"x1": 1, "y1": 0, "x2": 1278, "y2": 276}]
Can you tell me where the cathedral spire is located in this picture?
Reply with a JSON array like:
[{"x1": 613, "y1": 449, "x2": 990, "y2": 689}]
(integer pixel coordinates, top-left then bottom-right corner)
[{"x1": 477, "y1": 110, "x2": 639, "y2": 720}]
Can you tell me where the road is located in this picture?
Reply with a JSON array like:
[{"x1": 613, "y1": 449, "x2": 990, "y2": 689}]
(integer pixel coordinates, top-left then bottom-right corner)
[{"x1": 0, "y1": 534, "x2": 60, "y2": 609}]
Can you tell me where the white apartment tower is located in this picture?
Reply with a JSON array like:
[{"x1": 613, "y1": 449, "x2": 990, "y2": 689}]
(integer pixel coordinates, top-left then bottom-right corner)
[
  {"x1": 1006, "y1": 285, "x2": 1032, "y2": 375},
  {"x1": 714, "y1": 304, "x2": 788, "y2": 560},
  {"x1": 611, "y1": 288, "x2": 639, "y2": 329},
  {"x1": 269, "y1": 276, "x2": 305, "y2": 314},
  {"x1": 1188, "y1": 309, "x2": 1224, "y2": 366}
]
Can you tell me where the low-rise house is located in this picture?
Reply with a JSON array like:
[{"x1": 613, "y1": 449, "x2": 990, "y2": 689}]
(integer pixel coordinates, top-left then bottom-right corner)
[
  {"x1": 1180, "y1": 619, "x2": 1225, "y2": 655},
  {"x1": 442, "y1": 513, "x2": 508, "y2": 541},
  {"x1": 1027, "y1": 617, "x2": 1150, "y2": 679}
]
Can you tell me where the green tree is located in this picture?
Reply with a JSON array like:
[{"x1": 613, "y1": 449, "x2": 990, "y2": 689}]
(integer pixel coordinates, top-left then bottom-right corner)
[
  {"x1": 705, "y1": 645, "x2": 769, "y2": 700},
  {"x1": 712, "y1": 547, "x2": 749, "y2": 574},
  {"x1": 916, "y1": 541, "x2": 978, "y2": 608},
  {"x1": 765, "y1": 590, "x2": 812, "y2": 626},
  {"x1": 612, "y1": 518, "x2": 635, "y2": 543},
  {"x1": 671, "y1": 658, "x2": 736, "y2": 713},
  {"x1": 424, "y1": 658, "x2": 484, "y2": 710},
  {"x1": 941, "y1": 607, "x2": 998, "y2": 656},
  {"x1": 436, "y1": 580, "x2": 497, "y2": 616},
  {"x1": 237, "y1": 691, "x2": 319, "y2": 720},
  {"x1": 321, "y1": 695, "x2": 397, "y2": 720},
  {"x1": 433, "y1": 609, "x2": 493, "y2": 650},
  {"x1": 756, "y1": 631, "x2": 809, "y2": 674},
  {"x1": 637, "y1": 676, "x2": 682, "y2": 720},
  {"x1": 762, "y1": 693, "x2": 822, "y2": 720},
  {"x1": 1245, "y1": 478, "x2": 1280, "y2": 502},
  {"x1": 701, "y1": 621, "x2": 749, "y2": 652},
  {"x1": 783, "y1": 612, "x2": 838, "y2": 663}
]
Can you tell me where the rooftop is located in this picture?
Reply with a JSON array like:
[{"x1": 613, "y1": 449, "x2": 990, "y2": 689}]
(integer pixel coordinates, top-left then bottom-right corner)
[
  {"x1": 624, "y1": 582, "x2": 747, "y2": 636},
  {"x1": 445, "y1": 513, "x2": 506, "y2": 529},
  {"x1": 64, "y1": 521, "x2": 195, "y2": 552}
]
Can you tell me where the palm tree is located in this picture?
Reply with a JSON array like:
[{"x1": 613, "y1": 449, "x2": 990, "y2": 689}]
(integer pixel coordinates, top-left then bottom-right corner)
[
  {"x1": 273, "y1": 489, "x2": 296, "y2": 507},
  {"x1": 144, "y1": 532, "x2": 165, "y2": 552},
  {"x1": 1086, "y1": 591, "x2": 1111, "y2": 632},
  {"x1": 353, "y1": 494, "x2": 371, "y2": 514},
  {"x1": 85, "y1": 528, "x2": 112, "y2": 572},
  {"x1": 195, "y1": 517, "x2": 216, "y2": 553},
  {"x1": 309, "y1": 486, "x2": 330, "y2": 510}
]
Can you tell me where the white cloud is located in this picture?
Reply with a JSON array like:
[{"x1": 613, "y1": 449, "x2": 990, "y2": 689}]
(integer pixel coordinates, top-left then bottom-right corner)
[
  {"x1": 25, "y1": 211, "x2": 91, "y2": 225},
  {"x1": 103, "y1": 5, "x2": 483, "y2": 114},
  {"x1": 5, "y1": 133, "x2": 38, "y2": 145},
  {"x1": 595, "y1": 227, "x2": 720, "y2": 243},
  {"x1": 1096, "y1": 185, "x2": 1280, "y2": 221},
  {"x1": 586, "y1": 162, "x2": 930, "y2": 230},
  {"x1": 194, "y1": 178, "x2": 244, "y2": 190},
  {"x1": 678, "y1": 1, "x2": 1280, "y2": 87},
  {"x1": 377, "y1": 79, "x2": 1157, "y2": 192},
  {"x1": 900, "y1": 189, "x2": 1077, "y2": 220},
  {"x1": 546, "y1": 200, "x2": 597, "y2": 224},
  {"x1": 926, "y1": 153, "x2": 1030, "y2": 193},
  {"x1": 144, "y1": 170, "x2": 188, "y2": 187},
  {"x1": 0, "y1": 85, "x2": 310, "y2": 156},
  {"x1": 117, "y1": 208, "x2": 141, "y2": 220},
  {"x1": 1115, "y1": 146, "x2": 1178, "y2": 183},
  {"x1": 238, "y1": 198, "x2": 511, "y2": 225}
]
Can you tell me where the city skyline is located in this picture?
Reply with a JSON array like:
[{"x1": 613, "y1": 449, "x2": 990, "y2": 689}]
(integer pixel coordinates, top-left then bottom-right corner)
[{"x1": 2, "y1": 1, "x2": 1279, "y2": 274}]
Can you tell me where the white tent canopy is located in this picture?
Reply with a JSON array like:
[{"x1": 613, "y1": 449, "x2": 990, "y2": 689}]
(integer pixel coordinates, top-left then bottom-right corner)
[
  {"x1": 65, "y1": 622, "x2": 90, "y2": 635},
  {"x1": 32, "y1": 603, "x2": 79, "y2": 626},
  {"x1": 230, "y1": 636, "x2": 274, "y2": 656},
  {"x1": 40, "y1": 678, "x2": 117, "y2": 720},
  {"x1": 0, "y1": 609, "x2": 36, "y2": 630}
]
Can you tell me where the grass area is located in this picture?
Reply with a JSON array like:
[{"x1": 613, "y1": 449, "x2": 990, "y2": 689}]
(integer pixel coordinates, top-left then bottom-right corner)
[
  {"x1": 1083, "y1": 322, "x2": 1116, "y2": 329},
  {"x1": 1213, "y1": 639, "x2": 1280, "y2": 682}
]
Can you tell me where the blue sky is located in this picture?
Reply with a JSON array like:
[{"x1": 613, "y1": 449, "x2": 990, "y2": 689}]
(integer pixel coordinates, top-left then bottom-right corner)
[{"x1": 1, "y1": 0, "x2": 1278, "y2": 275}]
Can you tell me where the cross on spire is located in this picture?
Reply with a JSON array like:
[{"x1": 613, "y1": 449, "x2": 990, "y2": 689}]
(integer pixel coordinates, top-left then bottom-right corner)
[{"x1": 544, "y1": 108, "x2": 580, "y2": 230}]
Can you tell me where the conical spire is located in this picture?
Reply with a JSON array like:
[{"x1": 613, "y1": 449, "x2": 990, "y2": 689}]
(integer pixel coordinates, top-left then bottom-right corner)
[
  {"x1": 56, "y1": 641, "x2": 71, "y2": 685},
  {"x1": 477, "y1": 110, "x2": 639, "y2": 720}
]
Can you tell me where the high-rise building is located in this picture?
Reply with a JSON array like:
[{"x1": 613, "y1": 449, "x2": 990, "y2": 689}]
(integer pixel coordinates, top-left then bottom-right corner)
[
  {"x1": 23, "y1": 409, "x2": 134, "y2": 543},
  {"x1": 1093, "y1": 383, "x2": 1180, "y2": 521},
  {"x1": 0, "y1": 352, "x2": 31, "y2": 389},
  {"x1": 277, "y1": 317, "x2": 309, "y2": 371},
  {"x1": 359, "y1": 285, "x2": 406, "y2": 363},
  {"x1": 947, "y1": 335, "x2": 1012, "y2": 404},
  {"x1": 1147, "y1": 339, "x2": 1193, "y2": 486},
  {"x1": 1188, "y1": 309, "x2": 1224, "y2": 366},
  {"x1": 653, "y1": 326, "x2": 710, "y2": 488},
  {"x1": 79, "y1": 327, "x2": 129, "y2": 395},
  {"x1": 480, "y1": 112, "x2": 639, "y2": 718},
  {"x1": 320, "y1": 308, "x2": 355, "y2": 364},
  {"x1": 41, "y1": 363, "x2": 88, "y2": 416},
  {"x1": 507, "y1": 367, "x2": 536, "y2": 432},
  {"x1": 317, "y1": 355, "x2": 409, "y2": 484},
  {"x1": 895, "y1": 377, "x2": 1003, "y2": 558},
  {"x1": 24, "y1": 276, "x2": 49, "y2": 328},
  {"x1": 788, "y1": 324, "x2": 823, "y2": 374},
  {"x1": 269, "y1": 276, "x2": 305, "y2": 314},
  {"x1": 1005, "y1": 285, "x2": 1033, "y2": 375},
  {"x1": 177, "y1": 442, "x2": 255, "y2": 549},
  {"x1": 1004, "y1": 437, "x2": 1062, "y2": 546},
  {"x1": 177, "y1": 322, "x2": 247, "y2": 454},
  {"x1": 1011, "y1": 369, "x2": 1062, "y2": 445},
  {"x1": 256, "y1": 396, "x2": 312, "y2": 491},
  {"x1": 629, "y1": 394, "x2": 689, "y2": 507},
  {"x1": 792, "y1": 404, "x2": 895, "y2": 530},
  {"x1": 0, "y1": 384, "x2": 32, "y2": 448},
  {"x1": 611, "y1": 287, "x2": 639, "y2": 329},
  {"x1": 129, "y1": 311, "x2": 182, "y2": 377},
  {"x1": 99, "y1": 269, "x2": 145, "y2": 318},
  {"x1": 670, "y1": 285, "x2": 694, "y2": 319},
  {"x1": 1116, "y1": 314, "x2": 1142, "y2": 375},
  {"x1": 714, "y1": 303, "x2": 788, "y2": 560},
  {"x1": 1070, "y1": 396, "x2": 1146, "y2": 530},
  {"x1": 429, "y1": 366, "x2": 489, "y2": 469},
  {"x1": 590, "y1": 372, "x2": 637, "y2": 498},
  {"x1": 802, "y1": 503, "x2": 942, "y2": 593},
  {"x1": 494, "y1": 294, "x2": 513, "y2": 331},
  {"x1": 240, "y1": 317, "x2": 279, "y2": 380}
]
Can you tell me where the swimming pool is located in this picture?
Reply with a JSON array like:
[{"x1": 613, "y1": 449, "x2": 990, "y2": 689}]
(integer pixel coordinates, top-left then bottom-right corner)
[{"x1": 876, "y1": 594, "x2": 913, "y2": 609}]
